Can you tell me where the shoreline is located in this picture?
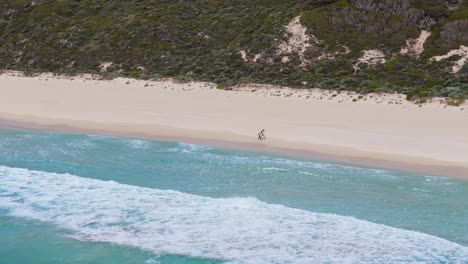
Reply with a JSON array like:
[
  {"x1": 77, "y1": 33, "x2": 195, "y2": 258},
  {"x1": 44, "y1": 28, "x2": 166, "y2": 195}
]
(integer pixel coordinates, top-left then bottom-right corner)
[
  {"x1": 2, "y1": 118, "x2": 468, "y2": 180},
  {"x1": 1, "y1": 71, "x2": 468, "y2": 179}
]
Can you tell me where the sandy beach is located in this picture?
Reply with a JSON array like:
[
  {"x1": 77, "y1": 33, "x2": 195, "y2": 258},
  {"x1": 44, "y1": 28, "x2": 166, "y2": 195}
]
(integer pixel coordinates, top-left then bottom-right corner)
[{"x1": 1, "y1": 71, "x2": 467, "y2": 178}]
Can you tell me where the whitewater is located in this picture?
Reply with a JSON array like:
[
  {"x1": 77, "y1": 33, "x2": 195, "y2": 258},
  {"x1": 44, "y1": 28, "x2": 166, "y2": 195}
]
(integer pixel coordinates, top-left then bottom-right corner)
[
  {"x1": 0, "y1": 128, "x2": 467, "y2": 263},
  {"x1": 1, "y1": 166, "x2": 467, "y2": 263}
]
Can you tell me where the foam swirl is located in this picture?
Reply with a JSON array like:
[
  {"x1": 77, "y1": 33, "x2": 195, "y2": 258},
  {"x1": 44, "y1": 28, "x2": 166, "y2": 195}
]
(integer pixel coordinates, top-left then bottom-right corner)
[{"x1": 0, "y1": 166, "x2": 466, "y2": 263}]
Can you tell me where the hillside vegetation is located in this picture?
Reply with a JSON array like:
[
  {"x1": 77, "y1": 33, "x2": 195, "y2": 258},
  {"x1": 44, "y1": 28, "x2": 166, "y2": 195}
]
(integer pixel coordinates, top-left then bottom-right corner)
[{"x1": 1, "y1": 0, "x2": 467, "y2": 100}]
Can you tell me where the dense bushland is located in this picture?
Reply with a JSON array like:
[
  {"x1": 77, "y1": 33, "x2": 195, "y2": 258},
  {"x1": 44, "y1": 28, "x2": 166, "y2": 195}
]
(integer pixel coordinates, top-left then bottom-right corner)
[{"x1": 0, "y1": 0, "x2": 467, "y2": 99}]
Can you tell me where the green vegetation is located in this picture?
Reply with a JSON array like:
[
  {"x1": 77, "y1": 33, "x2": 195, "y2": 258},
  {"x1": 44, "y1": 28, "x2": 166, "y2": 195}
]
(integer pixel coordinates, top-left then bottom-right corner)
[
  {"x1": 446, "y1": 97, "x2": 466, "y2": 106},
  {"x1": 449, "y1": 7, "x2": 468, "y2": 21},
  {"x1": 0, "y1": 0, "x2": 467, "y2": 99}
]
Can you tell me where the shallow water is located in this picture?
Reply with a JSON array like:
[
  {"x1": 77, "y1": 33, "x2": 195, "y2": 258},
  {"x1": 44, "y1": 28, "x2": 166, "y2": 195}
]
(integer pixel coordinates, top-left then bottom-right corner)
[{"x1": 0, "y1": 128, "x2": 467, "y2": 263}]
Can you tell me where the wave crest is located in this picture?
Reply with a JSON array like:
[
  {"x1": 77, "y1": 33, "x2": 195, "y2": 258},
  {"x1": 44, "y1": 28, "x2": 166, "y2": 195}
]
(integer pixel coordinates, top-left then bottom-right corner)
[{"x1": 0, "y1": 166, "x2": 466, "y2": 263}]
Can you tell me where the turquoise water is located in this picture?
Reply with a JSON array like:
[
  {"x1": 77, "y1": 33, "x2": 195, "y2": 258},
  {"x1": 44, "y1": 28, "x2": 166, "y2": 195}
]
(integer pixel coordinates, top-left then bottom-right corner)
[{"x1": 0, "y1": 128, "x2": 467, "y2": 263}]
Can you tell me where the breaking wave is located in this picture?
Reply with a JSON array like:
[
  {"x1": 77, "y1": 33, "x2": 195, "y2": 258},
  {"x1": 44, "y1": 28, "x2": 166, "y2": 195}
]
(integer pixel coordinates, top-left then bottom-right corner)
[{"x1": 0, "y1": 166, "x2": 466, "y2": 263}]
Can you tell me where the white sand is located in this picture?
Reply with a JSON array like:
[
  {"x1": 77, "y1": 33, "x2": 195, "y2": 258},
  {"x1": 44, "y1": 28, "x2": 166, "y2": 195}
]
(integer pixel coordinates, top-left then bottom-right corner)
[
  {"x1": 277, "y1": 16, "x2": 316, "y2": 66},
  {"x1": 400, "y1": 30, "x2": 431, "y2": 58},
  {"x1": 1, "y1": 71, "x2": 468, "y2": 178},
  {"x1": 431, "y1": 45, "x2": 468, "y2": 73},
  {"x1": 354, "y1": 49, "x2": 386, "y2": 72}
]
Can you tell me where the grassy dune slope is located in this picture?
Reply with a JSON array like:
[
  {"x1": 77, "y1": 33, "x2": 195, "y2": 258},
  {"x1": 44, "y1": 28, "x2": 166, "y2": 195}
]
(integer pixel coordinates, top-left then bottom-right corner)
[{"x1": 1, "y1": 0, "x2": 467, "y2": 99}]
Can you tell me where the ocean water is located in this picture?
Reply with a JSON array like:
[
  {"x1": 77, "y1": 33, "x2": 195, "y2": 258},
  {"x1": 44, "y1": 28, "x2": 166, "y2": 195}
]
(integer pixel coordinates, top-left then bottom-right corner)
[{"x1": 0, "y1": 128, "x2": 467, "y2": 264}]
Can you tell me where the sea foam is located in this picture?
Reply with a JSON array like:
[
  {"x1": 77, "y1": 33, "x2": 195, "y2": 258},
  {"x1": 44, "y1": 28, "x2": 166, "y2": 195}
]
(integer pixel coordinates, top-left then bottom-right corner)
[{"x1": 0, "y1": 166, "x2": 466, "y2": 263}]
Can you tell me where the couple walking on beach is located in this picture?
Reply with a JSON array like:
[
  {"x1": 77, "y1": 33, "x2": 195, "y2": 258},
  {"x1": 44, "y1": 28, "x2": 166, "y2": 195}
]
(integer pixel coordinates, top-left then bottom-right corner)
[{"x1": 258, "y1": 129, "x2": 266, "y2": 140}]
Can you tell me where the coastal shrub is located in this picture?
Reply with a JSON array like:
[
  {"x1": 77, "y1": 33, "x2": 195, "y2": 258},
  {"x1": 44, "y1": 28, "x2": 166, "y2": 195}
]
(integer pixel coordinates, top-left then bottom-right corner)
[
  {"x1": 0, "y1": 0, "x2": 466, "y2": 100},
  {"x1": 446, "y1": 97, "x2": 465, "y2": 106}
]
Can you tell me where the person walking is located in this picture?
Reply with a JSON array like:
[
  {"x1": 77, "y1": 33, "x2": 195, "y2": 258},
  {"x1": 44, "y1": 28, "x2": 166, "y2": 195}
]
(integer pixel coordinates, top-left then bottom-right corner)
[{"x1": 258, "y1": 129, "x2": 266, "y2": 140}]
